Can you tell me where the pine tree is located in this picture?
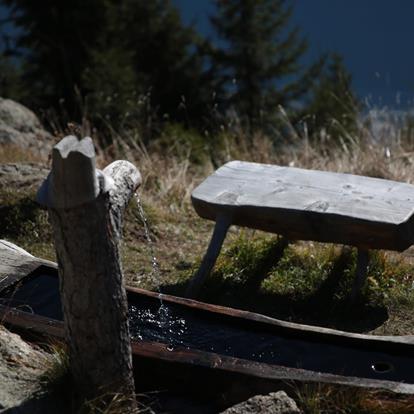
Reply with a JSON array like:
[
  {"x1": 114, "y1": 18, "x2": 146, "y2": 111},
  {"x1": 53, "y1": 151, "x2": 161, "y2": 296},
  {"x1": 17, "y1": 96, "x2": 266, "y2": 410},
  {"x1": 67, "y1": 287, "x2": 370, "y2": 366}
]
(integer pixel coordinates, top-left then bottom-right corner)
[
  {"x1": 1, "y1": 0, "x2": 106, "y2": 115},
  {"x1": 0, "y1": 0, "x2": 211, "y2": 131},
  {"x1": 306, "y1": 54, "x2": 360, "y2": 141},
  {"x1": 80, "y1": 1, "x2": 138, "y2": 132},
  {"x1": 210, "y1": 0, "x2": 322, "y2": 131},
  {"x1": 117, "y1": 0, "x2": 211, "y2": 127}
]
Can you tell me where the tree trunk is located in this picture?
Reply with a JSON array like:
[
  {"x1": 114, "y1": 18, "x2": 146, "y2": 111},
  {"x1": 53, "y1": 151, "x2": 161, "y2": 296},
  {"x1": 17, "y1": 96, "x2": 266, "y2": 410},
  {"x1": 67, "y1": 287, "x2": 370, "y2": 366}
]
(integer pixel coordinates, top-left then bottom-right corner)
[{"x1": 37, "y1": 136, "x2": 141, "y2": 406}]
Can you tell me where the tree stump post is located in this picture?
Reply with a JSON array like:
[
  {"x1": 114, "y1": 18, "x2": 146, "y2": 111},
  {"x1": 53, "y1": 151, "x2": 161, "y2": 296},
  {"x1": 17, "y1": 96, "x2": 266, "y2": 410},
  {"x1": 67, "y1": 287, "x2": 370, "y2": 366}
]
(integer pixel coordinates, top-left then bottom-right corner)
[{"x1": 37, "y1": 136, "x2": 141, "y2": 405}]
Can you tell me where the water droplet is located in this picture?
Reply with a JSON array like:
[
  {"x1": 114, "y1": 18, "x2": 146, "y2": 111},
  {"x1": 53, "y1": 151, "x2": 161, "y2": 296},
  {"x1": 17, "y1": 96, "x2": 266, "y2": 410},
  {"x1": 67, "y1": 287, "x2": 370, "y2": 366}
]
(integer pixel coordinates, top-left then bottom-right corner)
[{"x1": 166, "y1": 345, "x2": 174, "y2": 352}]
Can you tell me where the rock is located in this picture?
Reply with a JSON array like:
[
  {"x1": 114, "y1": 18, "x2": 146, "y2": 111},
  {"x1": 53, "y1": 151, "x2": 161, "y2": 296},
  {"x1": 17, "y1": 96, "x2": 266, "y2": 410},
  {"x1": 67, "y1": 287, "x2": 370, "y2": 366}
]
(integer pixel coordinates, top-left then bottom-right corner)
[
  {"x1": 0, "y1": 163, "x2": 49, "y2": 192},
  {"x1": 220, "y1": 391, "x2": 301, "y2": 414},
  {"x1": 0, "y1": 98, "x2": 54, "y2": 158},
  {"x1": 0, "y1": 326, "x2": 51, "y2": 410}
]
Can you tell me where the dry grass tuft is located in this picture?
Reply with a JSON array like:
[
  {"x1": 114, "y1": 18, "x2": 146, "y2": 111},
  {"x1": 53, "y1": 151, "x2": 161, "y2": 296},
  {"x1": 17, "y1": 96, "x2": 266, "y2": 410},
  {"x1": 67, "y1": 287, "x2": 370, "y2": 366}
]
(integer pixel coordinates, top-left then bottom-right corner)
[
  {"x1": 295, "y1": 383, "x2": 414, "y2": 414},
  {"x1": 0, "y1": 144, "x2": 46, "y2": 164}
]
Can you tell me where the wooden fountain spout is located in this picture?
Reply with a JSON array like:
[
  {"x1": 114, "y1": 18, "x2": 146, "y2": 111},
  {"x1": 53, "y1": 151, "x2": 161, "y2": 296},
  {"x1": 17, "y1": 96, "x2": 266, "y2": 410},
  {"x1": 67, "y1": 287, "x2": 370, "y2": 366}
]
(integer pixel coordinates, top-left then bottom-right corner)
[{"x1": 37, "y1": 136, "x2": 141, "y2": 406}]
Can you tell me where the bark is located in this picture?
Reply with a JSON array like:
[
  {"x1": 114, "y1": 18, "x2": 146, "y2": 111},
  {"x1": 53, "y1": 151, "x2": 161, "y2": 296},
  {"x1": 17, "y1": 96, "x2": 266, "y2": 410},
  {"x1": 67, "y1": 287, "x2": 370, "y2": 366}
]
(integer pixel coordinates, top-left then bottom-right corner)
[{"x1": 37, "y1": 136, "x2": 141, "y2": 405}]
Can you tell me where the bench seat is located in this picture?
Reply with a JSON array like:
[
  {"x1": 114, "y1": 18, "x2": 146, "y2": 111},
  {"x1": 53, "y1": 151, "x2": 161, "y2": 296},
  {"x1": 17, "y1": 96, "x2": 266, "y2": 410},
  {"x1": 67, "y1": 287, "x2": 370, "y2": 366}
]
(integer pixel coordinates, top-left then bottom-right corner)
[
  {"x1": 187, "y1": 161, "x2": 414, "y2": 296},
  {"x1": 192, "y1": 160, "x2": 414, "y2": 252}
]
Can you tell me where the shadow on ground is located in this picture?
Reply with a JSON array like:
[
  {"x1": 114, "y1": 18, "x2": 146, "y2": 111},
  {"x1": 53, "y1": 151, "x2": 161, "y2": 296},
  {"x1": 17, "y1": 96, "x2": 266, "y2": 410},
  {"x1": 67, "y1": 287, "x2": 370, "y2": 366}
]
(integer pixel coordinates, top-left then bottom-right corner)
[{"x1": 162, "y1": 245, "x2": 389, "y2": 334}]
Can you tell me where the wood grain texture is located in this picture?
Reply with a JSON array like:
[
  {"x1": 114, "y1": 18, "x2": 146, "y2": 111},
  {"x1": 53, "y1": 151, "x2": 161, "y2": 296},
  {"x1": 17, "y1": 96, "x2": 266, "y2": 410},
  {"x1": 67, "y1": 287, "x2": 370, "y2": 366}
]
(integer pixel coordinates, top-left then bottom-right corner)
[
  {"x1": 37, "y1": 136, "x2": 114, "y2": 208},
  {"x1": 43, "y1": 136, "x2": 139, "y2": 403},
  {"x1": 0, "y1": 240, "x2": 55, "y2": 291},
  {"x1": 192, "y1": 160, "x2": 414, "y2": 251}
]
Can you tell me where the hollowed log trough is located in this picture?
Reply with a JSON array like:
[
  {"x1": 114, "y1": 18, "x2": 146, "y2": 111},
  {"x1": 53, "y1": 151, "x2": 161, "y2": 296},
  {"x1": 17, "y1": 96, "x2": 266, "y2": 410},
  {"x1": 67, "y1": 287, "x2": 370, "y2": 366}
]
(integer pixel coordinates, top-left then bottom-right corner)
[{"x1": 1, "y1": 240, "x2": 414, "y2": 405}]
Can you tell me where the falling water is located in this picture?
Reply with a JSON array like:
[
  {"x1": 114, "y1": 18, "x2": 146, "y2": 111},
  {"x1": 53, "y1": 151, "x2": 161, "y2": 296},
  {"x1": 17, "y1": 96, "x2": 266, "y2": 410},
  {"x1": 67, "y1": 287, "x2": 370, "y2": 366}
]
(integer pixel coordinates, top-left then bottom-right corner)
[
  {"x1": 134, "y1": 192, "x2": 161, "y2": 290},
  {"x1": 132, "y1": 192, "x2": 187, "y2": 346}
]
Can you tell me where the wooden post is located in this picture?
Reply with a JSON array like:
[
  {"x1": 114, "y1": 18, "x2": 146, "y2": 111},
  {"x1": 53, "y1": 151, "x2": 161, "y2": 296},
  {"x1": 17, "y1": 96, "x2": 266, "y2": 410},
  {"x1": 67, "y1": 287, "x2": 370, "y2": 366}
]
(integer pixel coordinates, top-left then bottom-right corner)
[
  {"x1": 186, "y1": 214, "x2": 232, "y2": 297},
  {"x1": 37, "y1": 136, "x2": 141, "y2": 405}
]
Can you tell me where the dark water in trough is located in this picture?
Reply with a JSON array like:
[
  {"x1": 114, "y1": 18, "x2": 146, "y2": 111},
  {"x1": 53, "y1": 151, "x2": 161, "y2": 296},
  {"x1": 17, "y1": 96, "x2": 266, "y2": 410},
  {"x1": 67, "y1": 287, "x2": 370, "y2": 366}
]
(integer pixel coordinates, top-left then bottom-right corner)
[
  {"x1": 2, "y1": 272, "x2": 414, "y2": 384},
  {"x1": 128, "y1": 296, "x2": 414, "y2": 383}
]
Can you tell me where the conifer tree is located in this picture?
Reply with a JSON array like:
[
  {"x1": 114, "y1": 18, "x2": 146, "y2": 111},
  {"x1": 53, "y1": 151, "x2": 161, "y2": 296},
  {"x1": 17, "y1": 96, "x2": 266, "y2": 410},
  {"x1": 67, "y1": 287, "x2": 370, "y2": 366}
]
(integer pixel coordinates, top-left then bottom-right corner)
[
  {"x1": 117, "y1": 0, "x2": 211, "y2": 126},
  {"x1": 210, "y1": 0, "x2": 322, "y2": 130},
  {"x1": 0, "y1": 0, "x2": 211, "y2": 131},
  {"x1": 1, "y1": 0, "x2": 105, "y2": 115},
  {"x1": 306, "y1": 53, "x2": 360, "y2": 141},
  {"x1": 80, "y1": 0, "x2": 138, "y2": 131}
]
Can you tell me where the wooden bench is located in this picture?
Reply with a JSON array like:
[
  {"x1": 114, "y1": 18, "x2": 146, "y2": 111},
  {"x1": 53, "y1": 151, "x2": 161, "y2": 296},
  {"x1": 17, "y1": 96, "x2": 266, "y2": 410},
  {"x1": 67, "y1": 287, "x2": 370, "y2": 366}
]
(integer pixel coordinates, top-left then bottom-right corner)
[{"x1": 186, "y1": 160, "x2": 414, "y2": 297}]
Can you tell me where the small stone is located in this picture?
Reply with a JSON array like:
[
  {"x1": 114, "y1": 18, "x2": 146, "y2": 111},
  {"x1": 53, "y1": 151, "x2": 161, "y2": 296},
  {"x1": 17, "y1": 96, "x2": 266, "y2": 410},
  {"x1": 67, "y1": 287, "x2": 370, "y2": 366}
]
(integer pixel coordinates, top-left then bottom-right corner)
[{"x1": 220, "y1": 391, "x2": 301, "y2": 414}]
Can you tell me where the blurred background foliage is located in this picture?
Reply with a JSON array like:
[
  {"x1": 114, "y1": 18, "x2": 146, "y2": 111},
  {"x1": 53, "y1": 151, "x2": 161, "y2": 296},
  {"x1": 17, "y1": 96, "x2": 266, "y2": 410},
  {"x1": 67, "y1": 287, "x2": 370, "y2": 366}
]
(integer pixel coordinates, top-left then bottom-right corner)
[{"x1": 0, "y1": 0, "x2": 359, "y2": 148}]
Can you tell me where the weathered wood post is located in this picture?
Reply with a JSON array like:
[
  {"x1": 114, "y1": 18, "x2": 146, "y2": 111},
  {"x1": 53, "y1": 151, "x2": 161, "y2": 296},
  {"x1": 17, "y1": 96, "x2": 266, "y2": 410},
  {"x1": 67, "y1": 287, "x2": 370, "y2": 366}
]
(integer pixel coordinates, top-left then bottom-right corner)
[
  {"x1": 37, "y1": 136, "x2": 141, "y2": 405},
  {"x1": 186, "y1": 214, "x2": 232, "y2": 297}
]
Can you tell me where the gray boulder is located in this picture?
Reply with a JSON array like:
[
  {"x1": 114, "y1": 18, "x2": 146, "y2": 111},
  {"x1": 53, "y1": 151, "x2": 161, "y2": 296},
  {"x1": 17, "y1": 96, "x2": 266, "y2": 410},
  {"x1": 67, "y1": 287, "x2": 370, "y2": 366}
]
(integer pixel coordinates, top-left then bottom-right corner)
[
  {"x1": 0, "y1": 98, "x2": 54, "y2": 158},
  {"x1": 220, "y1": 391, "x2": 301, "y2": 414},
  {"x1": 0, "y1": 163, "x2": 49, "y2": 191},
  {"x1": 0, "y1": 326, "x2": 51, "y2": 410}
]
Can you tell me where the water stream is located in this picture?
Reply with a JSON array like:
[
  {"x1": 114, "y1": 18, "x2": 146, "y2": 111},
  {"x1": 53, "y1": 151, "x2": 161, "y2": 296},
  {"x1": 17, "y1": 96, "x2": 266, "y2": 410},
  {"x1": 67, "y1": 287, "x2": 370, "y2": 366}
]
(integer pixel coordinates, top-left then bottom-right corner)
[
  {"x1": 134, "y1": 192, "x2": 162, "y2": 292},
  {"x1": 133, "y1": 192, "x2": 186, "y2": 345}
]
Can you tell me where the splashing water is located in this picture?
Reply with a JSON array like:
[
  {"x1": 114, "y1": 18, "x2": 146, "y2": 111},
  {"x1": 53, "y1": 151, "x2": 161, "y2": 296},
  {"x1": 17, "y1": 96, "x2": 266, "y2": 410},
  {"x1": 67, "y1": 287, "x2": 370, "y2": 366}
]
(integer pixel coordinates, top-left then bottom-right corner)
[
  {"x1": 129, "y1": 304, "x2": 187, "y2": 349},
  {"x1": 133, "y1": 192, "x2": 184, "y2": 343}
]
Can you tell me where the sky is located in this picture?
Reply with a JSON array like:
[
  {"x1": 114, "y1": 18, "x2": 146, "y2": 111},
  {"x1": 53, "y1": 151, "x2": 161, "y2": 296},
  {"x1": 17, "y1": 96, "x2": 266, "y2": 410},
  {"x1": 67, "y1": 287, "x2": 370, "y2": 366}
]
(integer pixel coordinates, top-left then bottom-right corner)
[{"x1": 172, "y1": 0, "x2": 414, "y2": 110}]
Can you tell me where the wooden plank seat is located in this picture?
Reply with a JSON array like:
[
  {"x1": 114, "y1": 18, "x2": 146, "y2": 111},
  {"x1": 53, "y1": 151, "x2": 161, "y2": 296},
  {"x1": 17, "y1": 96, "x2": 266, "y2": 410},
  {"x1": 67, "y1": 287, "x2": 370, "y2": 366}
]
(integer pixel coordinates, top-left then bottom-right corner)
[{"x1": 187, "y1": 160, "x2": 414, "y2": 297}]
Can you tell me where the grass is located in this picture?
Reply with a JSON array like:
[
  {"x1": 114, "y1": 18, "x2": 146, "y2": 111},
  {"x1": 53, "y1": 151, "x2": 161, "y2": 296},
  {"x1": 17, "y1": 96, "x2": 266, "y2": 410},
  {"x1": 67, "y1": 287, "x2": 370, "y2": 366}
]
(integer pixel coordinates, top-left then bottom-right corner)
[
  {"x1": 3, "y1": 113, "x2": 414, "y2": 411},
  {"x1": 38, "y1": 343, "x2": 151, "y2": 413},
  {"x1": 294, "y1": 383, "x2": 414, "y2": 414},
  {"x1": 40, "y1": 343, "x2": 71, "y2": 396},
  {"x1": 0, "y1": 143, "x2": 45, "y2": 164},
  {"x1": 181, "y1": 234, "x2": 395, "y2": 333}
]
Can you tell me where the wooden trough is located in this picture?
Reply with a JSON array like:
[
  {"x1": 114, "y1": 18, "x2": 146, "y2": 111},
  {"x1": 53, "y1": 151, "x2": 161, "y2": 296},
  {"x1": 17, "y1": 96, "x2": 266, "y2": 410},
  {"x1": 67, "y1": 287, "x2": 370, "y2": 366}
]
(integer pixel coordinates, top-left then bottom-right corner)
[{"x1": 2, "y1": 240, "x2": 414, "y2": 405}]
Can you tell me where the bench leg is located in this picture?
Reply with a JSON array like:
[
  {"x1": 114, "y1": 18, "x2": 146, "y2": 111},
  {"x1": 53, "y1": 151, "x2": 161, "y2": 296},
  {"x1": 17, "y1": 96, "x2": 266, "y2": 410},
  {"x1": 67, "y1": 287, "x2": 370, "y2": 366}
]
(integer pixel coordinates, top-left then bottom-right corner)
[
  {"x1": 350, "y1": 248, "x2": 370, "y2": 301},
  {"x1": 186, "y1": 215, "x2": 231, "y2": 298}
]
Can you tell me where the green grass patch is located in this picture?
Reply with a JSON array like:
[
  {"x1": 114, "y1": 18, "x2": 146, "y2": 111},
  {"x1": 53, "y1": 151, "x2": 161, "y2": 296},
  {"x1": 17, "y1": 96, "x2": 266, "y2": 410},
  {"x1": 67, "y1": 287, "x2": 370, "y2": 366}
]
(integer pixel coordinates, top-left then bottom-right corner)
[
  {"x1": 262, "y1": 244, "x2": 335, "y2": 299},
  {"x1": 0, "y1": 189, "x2": 53, "y2": 254},
  {"x1": 193, "y1": 234, "x2": 413, "y2": 333}
]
